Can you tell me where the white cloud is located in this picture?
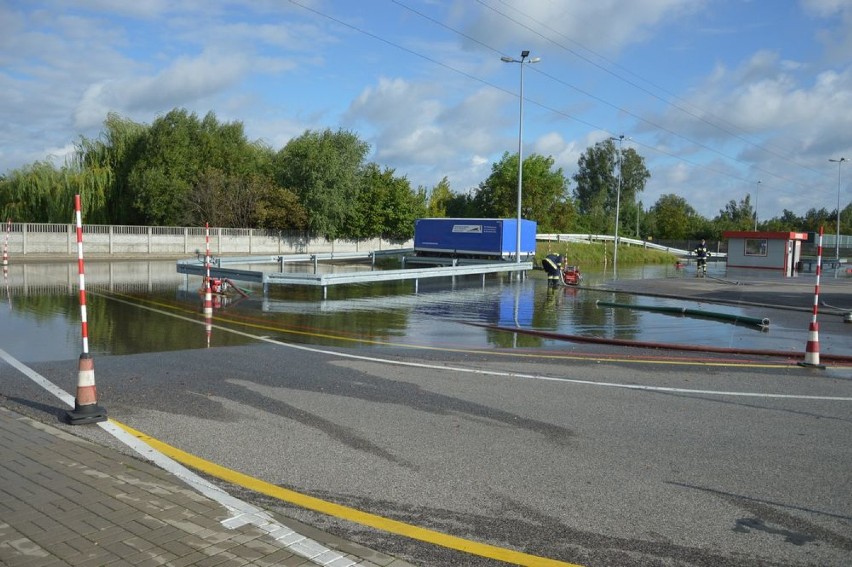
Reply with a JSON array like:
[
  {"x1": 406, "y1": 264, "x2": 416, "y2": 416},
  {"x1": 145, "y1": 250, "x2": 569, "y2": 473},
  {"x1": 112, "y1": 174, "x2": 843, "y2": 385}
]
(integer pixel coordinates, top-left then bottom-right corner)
[
  {"x1": 800, "y1": 0, "x2": 852, "y2": 17},
  {"x1": 343, "y1": 78, "x2": 510, "y2": 189},
  {"x1": 464, "y1": 0, "x2": 705, "y2": 55},
  {"x1": 655, "y1": 49, "x2": 852, "y2": 158},
  {"x1": 71, "y1": 50, "x2": 261, "y2": 129}
]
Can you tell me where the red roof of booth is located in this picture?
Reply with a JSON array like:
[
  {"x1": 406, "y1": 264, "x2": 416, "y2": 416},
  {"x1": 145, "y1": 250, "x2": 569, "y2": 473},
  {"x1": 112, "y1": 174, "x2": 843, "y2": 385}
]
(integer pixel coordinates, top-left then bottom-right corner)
[{"x1": 722, "y1": 231, "x2": 809, "y2": 240}]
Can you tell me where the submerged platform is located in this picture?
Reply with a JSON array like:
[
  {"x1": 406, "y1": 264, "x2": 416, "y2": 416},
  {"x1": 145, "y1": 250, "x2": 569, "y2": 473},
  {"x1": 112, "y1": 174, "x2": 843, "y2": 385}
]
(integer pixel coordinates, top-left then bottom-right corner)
[{"x1": 177, "y1": 253, "x2": 533, "y2": 298}]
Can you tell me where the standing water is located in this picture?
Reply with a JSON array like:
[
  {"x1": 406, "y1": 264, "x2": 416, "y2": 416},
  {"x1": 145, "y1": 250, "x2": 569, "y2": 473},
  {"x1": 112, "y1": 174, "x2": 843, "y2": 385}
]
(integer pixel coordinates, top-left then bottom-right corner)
[{"x1": 0, "y1": 259, "x2": 837, "y2": 363}]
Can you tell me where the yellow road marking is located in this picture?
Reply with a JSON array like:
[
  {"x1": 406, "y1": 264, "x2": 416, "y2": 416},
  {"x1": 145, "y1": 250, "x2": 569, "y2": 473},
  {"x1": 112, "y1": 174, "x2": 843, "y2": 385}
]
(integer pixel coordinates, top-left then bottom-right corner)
[{"x1": 112, "y1": 419, "x2": 584, "y2": 567}]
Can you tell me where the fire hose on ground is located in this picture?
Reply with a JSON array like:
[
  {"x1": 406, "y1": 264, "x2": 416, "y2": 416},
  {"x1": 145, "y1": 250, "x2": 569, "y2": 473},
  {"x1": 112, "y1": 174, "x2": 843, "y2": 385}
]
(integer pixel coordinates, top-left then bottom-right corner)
[{"x1": 595, "y1": 300, "x2": 771, "y2": 330}]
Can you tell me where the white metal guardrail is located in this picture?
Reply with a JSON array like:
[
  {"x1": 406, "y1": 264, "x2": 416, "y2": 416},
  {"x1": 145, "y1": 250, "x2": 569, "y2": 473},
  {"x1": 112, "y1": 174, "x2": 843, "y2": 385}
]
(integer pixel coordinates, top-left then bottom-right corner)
[{"x1": 537, "y1": 233, "x2": 727, "y2": 258}]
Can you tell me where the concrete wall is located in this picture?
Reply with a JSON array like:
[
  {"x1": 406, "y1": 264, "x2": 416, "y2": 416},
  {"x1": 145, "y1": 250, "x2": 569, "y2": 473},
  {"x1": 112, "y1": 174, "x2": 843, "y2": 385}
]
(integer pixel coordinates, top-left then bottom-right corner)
[{"x1": 1, "y1": 223, "x2": 411, "y2": 258}]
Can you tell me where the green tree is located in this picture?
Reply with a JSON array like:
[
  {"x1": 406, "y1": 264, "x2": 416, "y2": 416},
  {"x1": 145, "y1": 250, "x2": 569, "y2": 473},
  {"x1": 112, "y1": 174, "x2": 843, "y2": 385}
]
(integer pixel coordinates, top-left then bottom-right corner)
[
  {"x1": 472, "y1": 152, "x2": 574, "y2": 232},
  {"x1": 446, "y1": 192, "x2": 477, "y2": 217},
  {"x1": 0, "y1": 162, "x2": 79, "y2": 223},
  {"x1": 185, "y1": 168, "x2": 283, "y2": 228},
  {"x1": 801, "y1": 207, "x2": 834, "y2": 232},
  {"x1": 274, "y1": 129, "x2": 369, "y2": 239},
  {"x1": 647, "y1": 194, "x2": 699, "y2": 239},
  {"x1": 354, "y1": 164, "x2": 426, "y2": 240},
  {"x1": 573, "y1": 139, "x2": 650, "y2": 234},
  {"x1": 254, "y1": 185, "x2": 308, "y2": 230},
  {"x1": 427, "y1": 177, "x2": 453, "y2": 217},
  {"x1": 762, "y1": 209, "x2": 803, "y2": 232},
  {"x1": 714, "y1": 195, "x2": 755, "y2": 233},
  {"x1": 73, "y1": 113, "x2": 147, "y2": 224},
  {"x1": 841, "y1": 202, "x2": 852, "y2": 236},
  {"x1": 573, "y1": 140, "x2": 616, "y2": 232},
  {"x1": 128, "y1": 109, "x2": 259, "y2": 225}
]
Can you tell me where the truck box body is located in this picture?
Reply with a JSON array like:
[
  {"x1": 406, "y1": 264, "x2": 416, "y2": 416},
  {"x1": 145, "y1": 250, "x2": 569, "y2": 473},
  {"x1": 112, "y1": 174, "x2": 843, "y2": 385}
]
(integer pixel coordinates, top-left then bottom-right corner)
[{"x1": 413, "y1": 218, "x2": 537, "y2": 260}]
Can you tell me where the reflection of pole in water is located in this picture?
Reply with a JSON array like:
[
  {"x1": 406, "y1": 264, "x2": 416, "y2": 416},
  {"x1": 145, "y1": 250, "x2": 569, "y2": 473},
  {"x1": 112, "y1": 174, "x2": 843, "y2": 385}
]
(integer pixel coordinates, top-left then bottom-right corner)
[
  {"x1": 3, "y1": 219, "x2": 9, "y2": 308},
  {"x1": 3, "y1": 264, "x2": 10, "y2": 309},
  {"x1": 205, "y1": 313, "x2": 212, "y2": 348},
  {"x1": 2, "y1": 218, "x2": 9, "y2": 267},
  {"x1": 513, "y1": 281, "x2": 521, "y2": 348}
]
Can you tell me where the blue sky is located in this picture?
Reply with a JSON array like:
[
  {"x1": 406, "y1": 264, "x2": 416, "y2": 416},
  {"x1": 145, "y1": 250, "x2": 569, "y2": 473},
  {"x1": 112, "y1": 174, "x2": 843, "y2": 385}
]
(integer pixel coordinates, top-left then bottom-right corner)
[{"x1": 1, "y1": 0, "x2": 851, "y2": 224}]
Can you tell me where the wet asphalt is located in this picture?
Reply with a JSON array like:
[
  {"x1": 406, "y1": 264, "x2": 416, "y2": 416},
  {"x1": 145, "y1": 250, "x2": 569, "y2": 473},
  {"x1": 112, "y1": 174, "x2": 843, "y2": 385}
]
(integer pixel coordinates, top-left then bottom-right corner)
[{"x1": 1, "y1": 274, "x2": 851, "y2": 566}]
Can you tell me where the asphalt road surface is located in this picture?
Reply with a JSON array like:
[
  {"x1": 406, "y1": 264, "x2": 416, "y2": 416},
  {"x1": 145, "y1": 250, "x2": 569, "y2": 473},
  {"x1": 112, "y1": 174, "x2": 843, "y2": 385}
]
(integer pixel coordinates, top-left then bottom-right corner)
[{"x1": 3, "y1": 325, "x2": 851, "y2": 566}]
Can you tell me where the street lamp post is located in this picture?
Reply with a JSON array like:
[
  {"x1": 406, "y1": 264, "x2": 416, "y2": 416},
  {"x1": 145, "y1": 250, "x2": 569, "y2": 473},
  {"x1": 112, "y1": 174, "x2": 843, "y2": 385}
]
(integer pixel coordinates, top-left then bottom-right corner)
[
  {"x1": 829, "y1": 157, "x2": 846, "y2": 261},
  {"x1": 501, "y1": 50, "x2": 540, "y2": 263},
  {"x1": 754, "y1": 180, "x2": 762, "y2": 231},
  {"x1": 609, "y1": 134, "x2": 625, "y2": 274}
]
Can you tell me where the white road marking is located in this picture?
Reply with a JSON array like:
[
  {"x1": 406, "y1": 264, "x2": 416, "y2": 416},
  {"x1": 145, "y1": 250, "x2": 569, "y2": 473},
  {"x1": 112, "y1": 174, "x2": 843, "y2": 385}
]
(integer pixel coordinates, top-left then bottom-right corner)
[
  {"x1": 0, "y1": 347, "x2": 361, "y2": 567},
  {"x1": 101, "y1": 294, "x2": 852, "y2": 402}
]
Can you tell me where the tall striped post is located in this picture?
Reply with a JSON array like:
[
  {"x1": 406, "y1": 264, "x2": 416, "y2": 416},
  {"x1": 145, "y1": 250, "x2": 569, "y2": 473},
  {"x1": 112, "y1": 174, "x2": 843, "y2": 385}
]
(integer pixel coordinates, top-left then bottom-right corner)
[
  {"x1": 204, "y1": 223, "x2": 213, "y2": 346},
  {"x1": 798, "y1": 226, "x2": 826, "y2": 369},
  {"x1": 203, "y1": 222, "x2": 213, "y2": 317},
  {"x1": 3, "y1": 219, "x2": 10, "y2": 266},
  {"x1": 66, "y1": 195, "x2": 107, "y2": 424},
  {"x1": 203, "y1": 223, "x2": 213, "y2": 318}
]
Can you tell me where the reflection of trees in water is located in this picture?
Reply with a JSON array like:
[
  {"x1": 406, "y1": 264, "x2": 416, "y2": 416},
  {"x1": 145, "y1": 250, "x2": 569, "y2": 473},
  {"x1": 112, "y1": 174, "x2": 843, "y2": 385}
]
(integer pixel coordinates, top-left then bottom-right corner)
[
  {"x1": 527, "y1": 284, "x2": 644, "y2": 342},
  {"x1": 8, "y1": 294, "x2": 74, "y2": 322},
  {"x1": 282, "y1": 309, "x2": 411, "y2": 346},
  {"x1": 565, "y1": 293, "x2": 641, "y2": 341},
  {"x1": 485, "y1": 328, "x2": 543, "y2": 348},
  {"x1": 482, "y1": 281, "x2": 647, "y2": 347},
  {"x1": 90, "y1": 293, "x2": 253, "y2": 354},
  {"x1": 4, "y1": 263, "x2": 679, "y2": 355}
]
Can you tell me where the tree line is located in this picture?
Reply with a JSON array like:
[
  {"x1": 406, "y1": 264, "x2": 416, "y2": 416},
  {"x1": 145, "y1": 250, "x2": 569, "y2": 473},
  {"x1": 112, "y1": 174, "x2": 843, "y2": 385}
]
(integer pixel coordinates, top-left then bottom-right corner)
[{"x1": 1, "y1": 108, "x2": 848, "y2": 241}]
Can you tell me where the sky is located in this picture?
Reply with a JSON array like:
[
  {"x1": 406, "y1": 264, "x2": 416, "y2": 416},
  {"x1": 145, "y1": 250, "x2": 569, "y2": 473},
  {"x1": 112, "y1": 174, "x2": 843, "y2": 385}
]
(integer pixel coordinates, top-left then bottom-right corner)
[{"x1": 1, "y1": 0, "x2": 851, "y2": 224}]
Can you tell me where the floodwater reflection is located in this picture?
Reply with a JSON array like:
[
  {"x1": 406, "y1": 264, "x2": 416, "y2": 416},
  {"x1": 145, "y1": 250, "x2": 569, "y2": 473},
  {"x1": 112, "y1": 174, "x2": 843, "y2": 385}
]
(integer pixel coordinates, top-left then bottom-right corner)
[{"x1": 0, "y1": 259, "x2": 825, "y2": 364}]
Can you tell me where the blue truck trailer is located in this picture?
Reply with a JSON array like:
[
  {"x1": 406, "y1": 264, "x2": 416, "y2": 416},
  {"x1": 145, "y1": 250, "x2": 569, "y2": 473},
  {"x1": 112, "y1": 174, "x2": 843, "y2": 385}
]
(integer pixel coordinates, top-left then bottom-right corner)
[{"x1": 413, "y1": 218, "x2": 537, "y2": 260}]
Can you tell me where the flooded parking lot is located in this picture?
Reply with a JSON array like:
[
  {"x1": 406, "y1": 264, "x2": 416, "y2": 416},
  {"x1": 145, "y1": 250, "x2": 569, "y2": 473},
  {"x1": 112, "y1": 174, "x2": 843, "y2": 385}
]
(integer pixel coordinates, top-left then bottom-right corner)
[
  {"x1": 3, "y1": 258, "x2": 851, "y2": 567},
  {"x1": 0, "y1": 258, "x2": 847, "y2": 363}
]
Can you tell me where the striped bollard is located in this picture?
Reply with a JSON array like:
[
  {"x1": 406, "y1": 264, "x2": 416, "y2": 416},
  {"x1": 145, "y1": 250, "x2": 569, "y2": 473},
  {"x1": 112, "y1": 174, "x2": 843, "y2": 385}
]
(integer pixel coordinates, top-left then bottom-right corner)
[
  {"x1": 67, "y1": 195, "x2": 107, "y2": 424},
  {"x1": 798, "y1": 226, "x2": 826, "y2": 369},
  {"x1": 203, "y1": 222, "x2": 213, "y2": 317}
]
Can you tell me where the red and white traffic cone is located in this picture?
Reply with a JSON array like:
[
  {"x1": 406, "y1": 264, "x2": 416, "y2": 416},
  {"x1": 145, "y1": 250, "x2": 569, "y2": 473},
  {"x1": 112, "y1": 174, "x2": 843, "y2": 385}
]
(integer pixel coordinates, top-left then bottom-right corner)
[
  {"x1": 66, "y1": 353, "x2": 107, "y2": 425},
  {"x1": 798, "y1": 322, "x2": 825, "y2": 369}
]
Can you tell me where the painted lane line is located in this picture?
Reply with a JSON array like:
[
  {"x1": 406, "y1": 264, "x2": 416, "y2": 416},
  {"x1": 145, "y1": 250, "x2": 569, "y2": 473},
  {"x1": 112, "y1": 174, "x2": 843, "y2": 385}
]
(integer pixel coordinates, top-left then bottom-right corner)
[
  {"x1": 102, "y1": 293, "x2": 852, "y2": 402},
  {"x1": 0, "y1": 347, "x2": 361, "y2": 567},
  {"x1": 0, "y1": 345, "x2": 585, "y2": 566},
  {"x1": 98, "y1": 419, "x2": 360, "y2": 566},
  {"x1": 112, "y1": 419, "x2": 584, "y2": 567},
  {"x1": 0, "y1": 347, "x2": 76, "y2": 407}
]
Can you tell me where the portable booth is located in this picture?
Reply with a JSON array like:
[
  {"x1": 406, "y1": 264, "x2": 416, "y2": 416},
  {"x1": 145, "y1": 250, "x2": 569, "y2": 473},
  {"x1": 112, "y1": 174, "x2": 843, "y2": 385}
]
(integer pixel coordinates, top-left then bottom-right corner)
[{"x1": 722, "y1": 231, "x2": 809, "y2": 277}]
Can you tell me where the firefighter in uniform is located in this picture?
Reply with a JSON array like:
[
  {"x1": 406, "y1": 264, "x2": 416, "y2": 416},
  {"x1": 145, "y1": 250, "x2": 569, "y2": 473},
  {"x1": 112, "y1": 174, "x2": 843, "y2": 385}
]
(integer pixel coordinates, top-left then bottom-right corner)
[
  {"x1": 542, "y1": 254, "x2": 564, "y2": 287},
  {"x1": 693, "y1": 239, "x2": 710, "y2": 277}
]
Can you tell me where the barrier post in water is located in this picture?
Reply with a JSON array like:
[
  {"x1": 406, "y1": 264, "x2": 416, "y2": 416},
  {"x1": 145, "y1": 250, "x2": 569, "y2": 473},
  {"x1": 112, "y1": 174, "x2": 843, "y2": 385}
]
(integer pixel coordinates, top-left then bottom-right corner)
[
  {"x1": 203, "y1": 222, "x2": 213, "y2": 317},
  {"x1": 66, "y1": 195, "x2": 107, "y2": 425},
  {"x1": 798, "y1": 226, "x2": 826, "y2": 369}
]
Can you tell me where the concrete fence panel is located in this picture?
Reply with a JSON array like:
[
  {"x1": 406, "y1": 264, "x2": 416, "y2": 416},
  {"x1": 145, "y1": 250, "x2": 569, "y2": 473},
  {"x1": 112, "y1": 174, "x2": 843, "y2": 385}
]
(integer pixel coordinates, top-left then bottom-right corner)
[{"x1": 1, "y1": 223, "x2": 412, "y2": 259}]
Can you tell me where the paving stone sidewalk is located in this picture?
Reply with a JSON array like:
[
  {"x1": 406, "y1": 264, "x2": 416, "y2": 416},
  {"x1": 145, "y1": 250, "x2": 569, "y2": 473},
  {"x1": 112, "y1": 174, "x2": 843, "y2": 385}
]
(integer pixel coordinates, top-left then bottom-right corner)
[{"x1": 0, "y1": 407, "x2": 414, "y2": 567}]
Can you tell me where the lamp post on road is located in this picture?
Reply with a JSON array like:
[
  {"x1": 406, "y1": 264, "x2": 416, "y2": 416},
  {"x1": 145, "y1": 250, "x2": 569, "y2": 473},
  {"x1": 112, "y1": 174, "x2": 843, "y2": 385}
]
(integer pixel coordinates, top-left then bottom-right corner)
[
  {"x1": 754, "y1": 180, "x2": 762, "y2": 231},
  {"x1": 609, "y1": 134, "x2": 625, "y2": 275},
  {"x1": 829, "y1": 157, "x2": 846, "y2": 261},
  {"x1": 501, "y1": 50, "x2": 540, "y2": 263}
]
